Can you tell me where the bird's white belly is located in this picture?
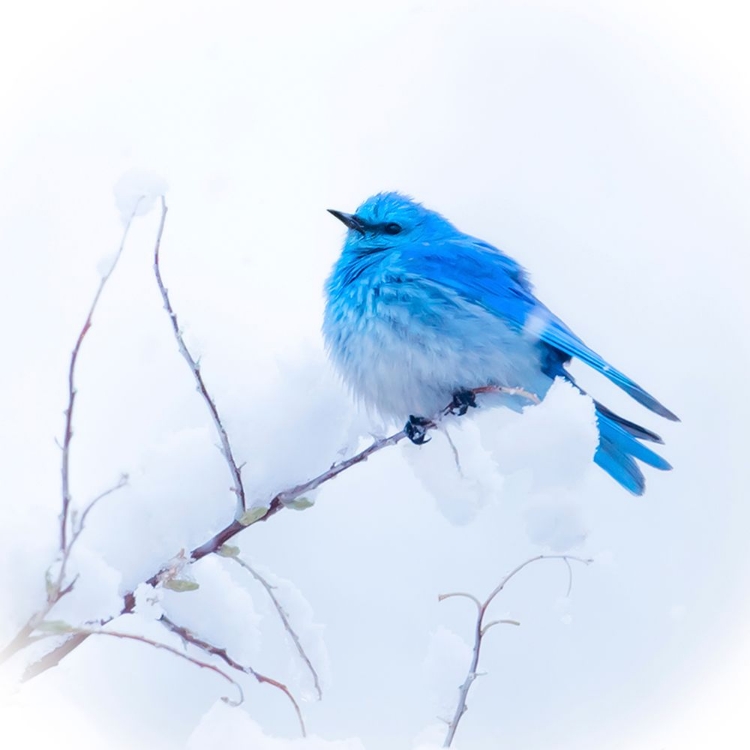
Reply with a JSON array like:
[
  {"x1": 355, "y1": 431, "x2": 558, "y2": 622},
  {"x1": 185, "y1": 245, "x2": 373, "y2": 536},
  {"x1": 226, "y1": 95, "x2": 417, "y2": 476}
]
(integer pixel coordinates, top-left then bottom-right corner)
[{"x1": 328, "y1": 292, "x2": 549, "y2": 419}]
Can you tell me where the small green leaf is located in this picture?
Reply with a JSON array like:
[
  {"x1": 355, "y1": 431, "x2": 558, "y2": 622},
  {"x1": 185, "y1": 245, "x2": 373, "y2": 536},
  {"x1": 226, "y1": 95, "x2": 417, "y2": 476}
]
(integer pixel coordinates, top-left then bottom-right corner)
[
  {"x1": 36, "y1": 620, "x2": 73, "y2": 634},
  {"x1": 238, "y1": 506, "x2": 268, "y2": 526},
  {"x1": 284, "y1": 496, "x2": 315, "y2": 511},
  {"x1": 163, "y1": 579, "x2": 200, "y2": 592},
  {"x1": 218, "y1": 544, "x2": 240, "y2": 558}
]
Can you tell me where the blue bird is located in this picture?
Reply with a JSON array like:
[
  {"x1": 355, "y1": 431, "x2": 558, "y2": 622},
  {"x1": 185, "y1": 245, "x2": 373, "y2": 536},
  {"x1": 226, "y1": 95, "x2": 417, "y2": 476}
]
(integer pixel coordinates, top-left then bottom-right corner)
[{"x1": 323, "y1": 192, "x2": 678, "y2": 495}]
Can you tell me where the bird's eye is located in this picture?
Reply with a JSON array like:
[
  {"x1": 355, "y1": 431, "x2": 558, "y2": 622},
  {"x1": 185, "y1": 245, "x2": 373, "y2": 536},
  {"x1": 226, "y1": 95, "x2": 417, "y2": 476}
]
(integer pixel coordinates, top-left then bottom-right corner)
[{"x1": 383, "y1": 222, "x2": 402, "y2": 235}]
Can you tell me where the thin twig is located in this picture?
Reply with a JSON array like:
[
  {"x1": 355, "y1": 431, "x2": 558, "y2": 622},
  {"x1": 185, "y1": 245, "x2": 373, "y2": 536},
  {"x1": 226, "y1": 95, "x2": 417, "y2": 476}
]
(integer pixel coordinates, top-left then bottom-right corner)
[
  {"x1": 72, "y1": 626, "x2": 244, "y2": 706},
  {"x1": 160, "y1": 615, "x2": 306, "y2": 736},
  {"x1": 483, "y1": 555, "x2": 591, "y2": 610},
  {"x1": 60, "y1": 200, "x2": 142, "y2": 552},
  {"x1": 74, "y1": 474, "x2": 130, "y2": 538},
  {"x1": 10, "y1": 476, "x2": 130, "y2": 662},
  {"x1": 437, "y1": 592, "x2": 482, "y2": 611},
  {"x1": 441, "y1": 554, "x2": 593, "y2": 747},
  {"x1": 56, "y1": 474, "x2": 129, "y2": 599},
  {"x1": 223, "y1": 552, "x2": 322, "y2": 701},
  {"x1": 563, "y1": 557, "x2": 574, "y2": 597},
  {"x1": 472, "y1": 384, "x2": 540, "y2": 403},
  {"x1": 152, "y1": 196, "x2": 246, "y2": 517},
  {"x1": 443, "y1": 429, "x2": 464, "y2": 476},
  {"x1": 1, "y1": 208, "x2": 138, "y2": 667}
]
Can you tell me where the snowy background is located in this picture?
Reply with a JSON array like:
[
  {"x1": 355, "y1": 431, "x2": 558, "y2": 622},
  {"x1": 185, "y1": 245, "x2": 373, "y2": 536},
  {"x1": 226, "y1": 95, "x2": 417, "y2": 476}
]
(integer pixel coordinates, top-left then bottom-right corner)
[{"x1": 1, "y1": 1, "x2": 749, "y2": 748}]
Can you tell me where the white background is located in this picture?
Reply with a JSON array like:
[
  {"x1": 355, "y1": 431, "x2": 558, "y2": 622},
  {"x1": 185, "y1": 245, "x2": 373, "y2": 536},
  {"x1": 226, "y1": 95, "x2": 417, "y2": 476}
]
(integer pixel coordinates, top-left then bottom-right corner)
[{"x1": 1, "y1": 1, "x2": 749, "y2": 748}]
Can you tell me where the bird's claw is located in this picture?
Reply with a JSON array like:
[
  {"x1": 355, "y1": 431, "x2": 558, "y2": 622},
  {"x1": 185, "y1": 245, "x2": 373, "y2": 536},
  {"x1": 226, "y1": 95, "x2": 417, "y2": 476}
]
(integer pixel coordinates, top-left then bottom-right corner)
[
  {"x1": 449, "y1": 389, "x2": 477, "y2": 416},
  {"x1": 405, "y1": 415, "x2": 433, "y2": 445}
]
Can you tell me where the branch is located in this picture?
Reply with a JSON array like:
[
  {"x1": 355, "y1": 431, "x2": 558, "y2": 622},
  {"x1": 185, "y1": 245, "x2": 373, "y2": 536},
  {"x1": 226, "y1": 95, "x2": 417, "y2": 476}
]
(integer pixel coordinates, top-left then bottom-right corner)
[
  {"x1": 74, "y1": 474, "x2": 130, "y2": 539},
  {"x1": 60, "y1": 200, "x2": 142, "y2": 552},
  {"x1": 73, "y1": 626, "x2": 244, "y2": 706},
  {"x1": 11, "y1": 194, "x2": 541, "y2": 681},
  {"x1": 56, "y1": 474, "x2": 129, "y2": 600},
  {"x1": 15, "y1": 384, "x2": 537, "y2": 680},
  {"x1": 482, "y1": 554, "x2": 591, "y2": 612},
  {"x1": 220, "y1": 548, "x2": 322, "y2": 701},
  {"x1": 1, "y1": 201, "x2": 137, "y2": 666},
  {"x1": 437, "y1": 592, "x2": 482, "y2": 611},
  {"x1": 440, "y1": 554, "x2": 593, "y2": 747},
  {"x1": 2, "y1": 460, "x2": 129, "y2": 668},
  {"x1": 152, "y1": 196, "x2": 246, "y2": 517},
  {"x1": 160, "y1": 615, "x2": 306, "y2": 736}
]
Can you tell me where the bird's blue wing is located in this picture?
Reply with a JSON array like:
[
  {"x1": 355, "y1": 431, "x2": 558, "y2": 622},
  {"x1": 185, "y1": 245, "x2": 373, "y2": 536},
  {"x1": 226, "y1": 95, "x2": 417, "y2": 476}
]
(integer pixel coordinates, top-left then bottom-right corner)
[{"x1": 398, "y1": 237, "x2": 679, "y2": 421}]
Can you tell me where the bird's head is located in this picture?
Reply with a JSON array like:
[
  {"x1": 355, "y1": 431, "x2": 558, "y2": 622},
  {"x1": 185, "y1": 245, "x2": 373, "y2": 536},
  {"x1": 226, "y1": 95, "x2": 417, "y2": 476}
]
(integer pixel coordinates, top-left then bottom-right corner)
[{"x1": 328, "y1": 192, "x2": 457, "y2": 255}]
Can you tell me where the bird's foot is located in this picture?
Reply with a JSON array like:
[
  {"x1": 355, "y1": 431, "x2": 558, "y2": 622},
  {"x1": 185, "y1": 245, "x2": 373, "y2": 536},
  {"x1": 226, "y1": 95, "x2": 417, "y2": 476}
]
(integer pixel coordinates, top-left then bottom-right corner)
[
  {"x1": 405, "y1": 415, "x2": 434, "y2": 445},
  {"x1": 449, "y1": 389, "x2": 478, "y2": 416}
]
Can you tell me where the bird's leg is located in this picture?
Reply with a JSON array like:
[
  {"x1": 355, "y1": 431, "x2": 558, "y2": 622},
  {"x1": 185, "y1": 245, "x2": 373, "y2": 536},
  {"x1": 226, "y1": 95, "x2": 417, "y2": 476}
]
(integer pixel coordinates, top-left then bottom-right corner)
[
  {"x1": 405, "y1": 389, "x2": 478, "y2": 445},
  {"x1": 405, "y1": 415, "x2": 433, "y2": 445},
  {"x1": 449, "y1": 389, "x2": 477, "y2": 416}
]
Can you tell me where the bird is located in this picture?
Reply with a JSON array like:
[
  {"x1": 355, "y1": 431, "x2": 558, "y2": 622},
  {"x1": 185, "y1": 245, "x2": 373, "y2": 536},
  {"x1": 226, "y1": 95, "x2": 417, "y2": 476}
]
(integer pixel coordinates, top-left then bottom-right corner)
[{"x1": 323, "y1": 192, "x2": 678, "y2": 495}]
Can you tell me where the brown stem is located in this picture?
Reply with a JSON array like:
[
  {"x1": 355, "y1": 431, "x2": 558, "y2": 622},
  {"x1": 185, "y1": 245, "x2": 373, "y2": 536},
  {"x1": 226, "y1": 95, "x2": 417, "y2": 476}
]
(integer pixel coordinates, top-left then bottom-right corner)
[
  {"x1": 160, "y1": 615, "x2": 306, "y2": 736},
  {"x1": 152, "y1": 196, "x2": 246, "y2": 516},
  {"x1": 72, "y1": 626, "x2": 244, "y2": 706},
  {"x1": 60, "y1": 202, "x2": 142, "y2": 551},
  {"x1": 441, "y1": 555, "x2": 592, "y2": 747}
]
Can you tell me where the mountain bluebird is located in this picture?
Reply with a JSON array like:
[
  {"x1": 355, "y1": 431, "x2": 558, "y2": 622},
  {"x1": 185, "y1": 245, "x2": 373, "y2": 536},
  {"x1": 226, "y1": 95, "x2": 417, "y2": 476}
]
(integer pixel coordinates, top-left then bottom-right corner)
[{"x1": 323, "y1": 192, "x2": 678, "y2": 495}]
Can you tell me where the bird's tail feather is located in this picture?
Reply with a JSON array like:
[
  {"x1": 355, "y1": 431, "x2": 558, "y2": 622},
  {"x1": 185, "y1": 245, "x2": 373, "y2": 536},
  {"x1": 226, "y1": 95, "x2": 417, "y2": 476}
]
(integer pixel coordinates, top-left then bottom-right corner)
[
  {"x1": 541, "y1": 320, "x2": 680, "y2": 422},
  {"x1": 594, "y1": 404, "x2": 672, "y2": 495}
]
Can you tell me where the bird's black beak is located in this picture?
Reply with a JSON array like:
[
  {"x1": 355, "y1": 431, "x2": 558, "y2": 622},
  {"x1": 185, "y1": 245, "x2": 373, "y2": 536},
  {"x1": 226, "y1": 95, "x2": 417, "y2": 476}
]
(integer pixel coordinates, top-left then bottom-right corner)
[{"x1": 328, "y1": 209, "x2": 366, "y2": 236}]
